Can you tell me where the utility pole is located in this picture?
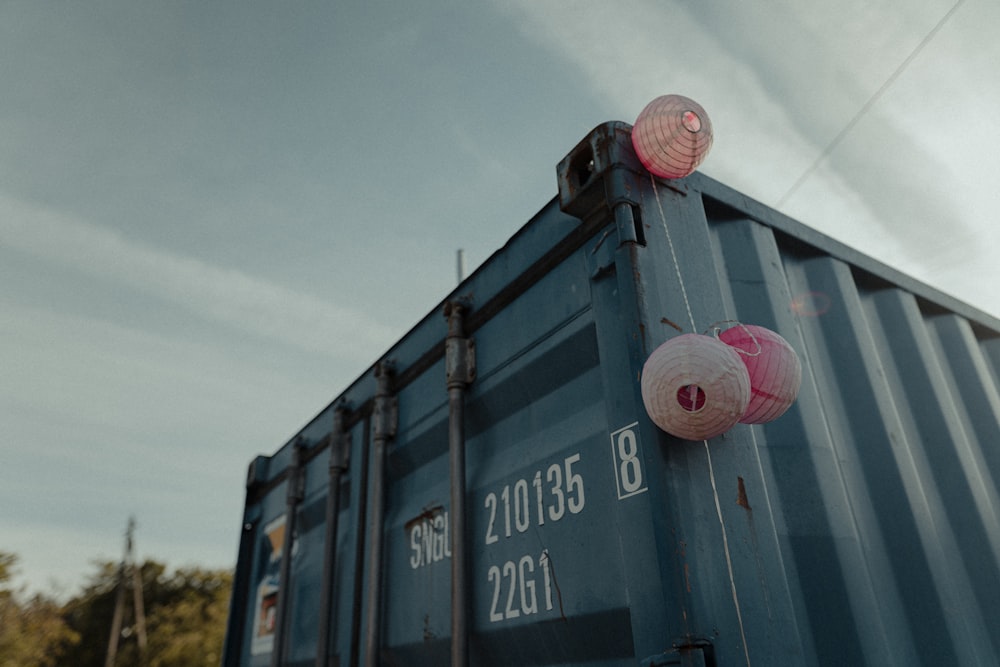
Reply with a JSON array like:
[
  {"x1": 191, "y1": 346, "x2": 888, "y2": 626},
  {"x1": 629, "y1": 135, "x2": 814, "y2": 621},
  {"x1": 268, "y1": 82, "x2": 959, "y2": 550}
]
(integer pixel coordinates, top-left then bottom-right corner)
[
  {"x1": 105, "y1": 516, "x2": 148, "y2": 667},
  {"x1": 456, "y1": 248, "x2": 466, "y2": 284}
]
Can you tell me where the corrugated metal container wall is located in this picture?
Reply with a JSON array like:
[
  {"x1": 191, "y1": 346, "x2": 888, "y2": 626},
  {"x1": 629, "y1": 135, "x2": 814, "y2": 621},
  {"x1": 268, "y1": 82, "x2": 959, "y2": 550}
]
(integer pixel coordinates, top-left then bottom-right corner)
[{"x1": 221, "y1": 122, "x2": 1000, "y2": 667}]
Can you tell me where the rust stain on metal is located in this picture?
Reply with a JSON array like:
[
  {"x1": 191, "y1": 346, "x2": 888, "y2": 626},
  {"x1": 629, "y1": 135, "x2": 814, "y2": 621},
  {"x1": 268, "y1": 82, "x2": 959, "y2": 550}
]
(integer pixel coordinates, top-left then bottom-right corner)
[
  {"x1": 736, "y1": 476, "x2": 751, "y2": 510},
  {"x1": 542, "y1": 551, "x2": 568, "y2": 622},
  {"x1": 591, "y1": 228, "x2": 614, "y2": 254},
  {"x1": 404, "y1": 504, "x2": 445, "y2": 532},
  {"x1": 661, "y1": 317, "x2": 684, "y2": 332},
  {"x1": 662, "y1": 179, "x2": 689, "y2": 196}
]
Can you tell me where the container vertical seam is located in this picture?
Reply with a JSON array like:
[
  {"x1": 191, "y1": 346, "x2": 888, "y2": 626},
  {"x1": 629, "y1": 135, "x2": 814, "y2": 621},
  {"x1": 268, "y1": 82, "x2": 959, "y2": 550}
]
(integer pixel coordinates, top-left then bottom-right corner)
[{"x1": 652, "y1": 174, "x2": 750, "y2": 664}]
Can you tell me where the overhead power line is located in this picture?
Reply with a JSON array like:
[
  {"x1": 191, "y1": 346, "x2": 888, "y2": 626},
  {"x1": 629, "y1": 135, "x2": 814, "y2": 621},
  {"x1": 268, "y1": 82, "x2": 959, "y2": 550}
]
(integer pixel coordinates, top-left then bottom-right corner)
[{"x1": 776, "y1": 0, "x2": 967, "y2": 208}]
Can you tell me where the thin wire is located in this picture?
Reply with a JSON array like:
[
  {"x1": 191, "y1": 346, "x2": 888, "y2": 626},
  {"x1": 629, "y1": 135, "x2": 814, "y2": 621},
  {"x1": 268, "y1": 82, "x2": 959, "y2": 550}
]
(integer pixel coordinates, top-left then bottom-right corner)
[
  {"x1": 651, "y1": 175, "x2": 750, "y2": 664},
  {"x1": 776, "y1": 0, "x2": 966, "y2": 208},
  {"x1": 650, "y1": 175, "x2": 697, "y2": 332},
  {"x1": 706, "y1": 441, "x2": 752, "y2": 667}
]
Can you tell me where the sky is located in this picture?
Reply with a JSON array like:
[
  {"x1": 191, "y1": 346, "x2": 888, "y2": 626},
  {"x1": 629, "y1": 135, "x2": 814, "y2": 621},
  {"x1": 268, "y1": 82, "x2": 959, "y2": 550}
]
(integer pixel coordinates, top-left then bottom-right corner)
[{"x1": 3, "y1": 0, "x2": 998, "y2": 597}]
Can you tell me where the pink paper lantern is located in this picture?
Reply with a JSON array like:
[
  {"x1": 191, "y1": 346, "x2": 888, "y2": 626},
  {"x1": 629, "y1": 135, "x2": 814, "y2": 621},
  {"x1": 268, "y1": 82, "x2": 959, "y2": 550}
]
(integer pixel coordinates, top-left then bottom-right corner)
[
  {"x1": 719, "y1": 324, "x2": 802, "y2": 424},
  {"x1": 641, "y1": 334, "x2": 750, "y2": 440},
  {"x1": 631, "y1": 95, "x2": 714, "y2": 179}
]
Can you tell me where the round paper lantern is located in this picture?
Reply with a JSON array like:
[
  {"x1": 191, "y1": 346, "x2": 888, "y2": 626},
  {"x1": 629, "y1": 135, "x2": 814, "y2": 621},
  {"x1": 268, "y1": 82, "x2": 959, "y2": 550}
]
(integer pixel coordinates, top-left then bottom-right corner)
[
  {"x1": 631, "y1": 95, "x2": 714, "y2": 179},
  {"x1": 719, "y1": 325, "x2": 802, "y2": 424},
  {"x1": 641, "y1": 334, "x2": 750, "y2": 440}
]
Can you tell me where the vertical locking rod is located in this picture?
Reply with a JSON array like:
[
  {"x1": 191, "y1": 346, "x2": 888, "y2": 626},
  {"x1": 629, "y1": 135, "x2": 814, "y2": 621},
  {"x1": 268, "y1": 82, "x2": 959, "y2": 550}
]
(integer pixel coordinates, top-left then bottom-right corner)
[
  {"x1": 317, "y1": 406, "x2": 350, "y2": 667},
  {"x1": 445, "y1": 302, "x2": 475, "y2": 667},
  {"x1": 271, "y1": 441, "x2": 305, "y2": 667},
  {"x1": 364, "y1": 363, "x2": 396, "y2": 667}
]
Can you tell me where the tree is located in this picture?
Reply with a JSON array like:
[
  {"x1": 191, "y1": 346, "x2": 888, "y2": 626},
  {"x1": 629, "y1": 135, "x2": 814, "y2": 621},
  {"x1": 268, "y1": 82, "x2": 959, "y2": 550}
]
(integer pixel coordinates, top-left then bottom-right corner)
[
  {"x1": 143, "y1": 567, "x2": 231, "y2": 667},
  {"x1": 0, "y1": 552, "x2": 80, "y2": 667},
  {"x1": 0, "y1": 551, "x2": 232, "y2": 667},
  {"x1": 60, "y1": 558, "x2": 232, "y2": 667},
  {"x1": 59, "y1": 559, "x2": 155, "y2": 667}
]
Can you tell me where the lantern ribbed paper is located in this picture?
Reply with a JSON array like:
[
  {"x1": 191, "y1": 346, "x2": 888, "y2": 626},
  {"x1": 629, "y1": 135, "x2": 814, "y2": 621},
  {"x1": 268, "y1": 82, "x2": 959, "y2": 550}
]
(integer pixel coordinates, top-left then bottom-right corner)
[
  {"x1": 640, "y1": 334, "x2": 750, "y2": 440},
  {"x1": 631, "y1": 95, "x2": 714, "y2": 179},
  {"x1": 719, "y1": 325, "x2": 802, "y2": 424}
]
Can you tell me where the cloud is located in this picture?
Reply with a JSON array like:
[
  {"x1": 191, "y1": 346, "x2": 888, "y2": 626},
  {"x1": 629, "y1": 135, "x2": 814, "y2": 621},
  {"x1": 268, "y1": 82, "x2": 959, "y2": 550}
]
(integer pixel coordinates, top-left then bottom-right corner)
[
  {"x1": 495, "y1": 0, "x2": 1000, "y2": 318},
  {"x1": 0, "y1": 283, "x2": 339, "y2": 599},
  {"x1": 0, "y1": 193, "x2": 397, "y2": 361},
  {"x1": 495, "y1": 0, "x2": 828, "y2": 193}
]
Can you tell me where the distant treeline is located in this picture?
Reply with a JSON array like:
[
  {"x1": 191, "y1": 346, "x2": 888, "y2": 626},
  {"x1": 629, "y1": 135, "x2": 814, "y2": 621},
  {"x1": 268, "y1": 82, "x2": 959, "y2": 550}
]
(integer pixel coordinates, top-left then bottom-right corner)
[{"x1": 0, "y1": 551, "x2": 231, "y2": 667}]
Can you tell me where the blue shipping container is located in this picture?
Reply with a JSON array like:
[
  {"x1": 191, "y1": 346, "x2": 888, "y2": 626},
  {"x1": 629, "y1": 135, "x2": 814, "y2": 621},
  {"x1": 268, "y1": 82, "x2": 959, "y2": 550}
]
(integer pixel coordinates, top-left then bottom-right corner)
[{"x1": 222, "y1": 121, "x2": 1000, "y2": 667}]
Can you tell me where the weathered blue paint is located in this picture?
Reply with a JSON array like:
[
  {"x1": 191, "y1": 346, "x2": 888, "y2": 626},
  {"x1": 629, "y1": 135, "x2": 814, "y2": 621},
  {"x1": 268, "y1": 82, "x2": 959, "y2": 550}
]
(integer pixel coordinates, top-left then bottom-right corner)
[{"x1": 223, "y1": 122, "x2": 1000, "y2": 667}]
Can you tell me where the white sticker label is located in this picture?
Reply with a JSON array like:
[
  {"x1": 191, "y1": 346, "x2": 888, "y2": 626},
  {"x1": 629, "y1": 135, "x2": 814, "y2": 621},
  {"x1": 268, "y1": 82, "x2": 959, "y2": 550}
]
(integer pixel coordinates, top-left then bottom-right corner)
[{"x1": 611, "y1": 422, "x2": 647, "y2": 500}]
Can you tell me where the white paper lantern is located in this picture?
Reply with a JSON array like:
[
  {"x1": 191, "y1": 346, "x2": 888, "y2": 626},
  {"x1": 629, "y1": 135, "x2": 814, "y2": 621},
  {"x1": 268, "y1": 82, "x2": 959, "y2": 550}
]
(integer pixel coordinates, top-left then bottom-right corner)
[
  {"x1": 631, "y1": 95, "x2": 714, "y2": 179},
  {"x1": 719, "y1": 324, "x2": 802, "y2": 424},
  {"x1": 641, "y1": 334, "x2": 750, "y2": 440}
]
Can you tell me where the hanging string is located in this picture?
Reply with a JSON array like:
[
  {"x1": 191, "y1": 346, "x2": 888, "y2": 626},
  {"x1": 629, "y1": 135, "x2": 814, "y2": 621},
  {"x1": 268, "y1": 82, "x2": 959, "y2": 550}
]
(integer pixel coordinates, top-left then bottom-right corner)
[
  {"x1": 650, "y1": 174, "x2": 752, "y2": 665},
  {"x1": 650, "y1": 174, "x2": 697, "y2": 333},
  {"x1": 705, "y1": 440, "x2": 753, "y2": 667},
  {"x1": 707, "y1": 320, "x2": 762, "y2": 357}
]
